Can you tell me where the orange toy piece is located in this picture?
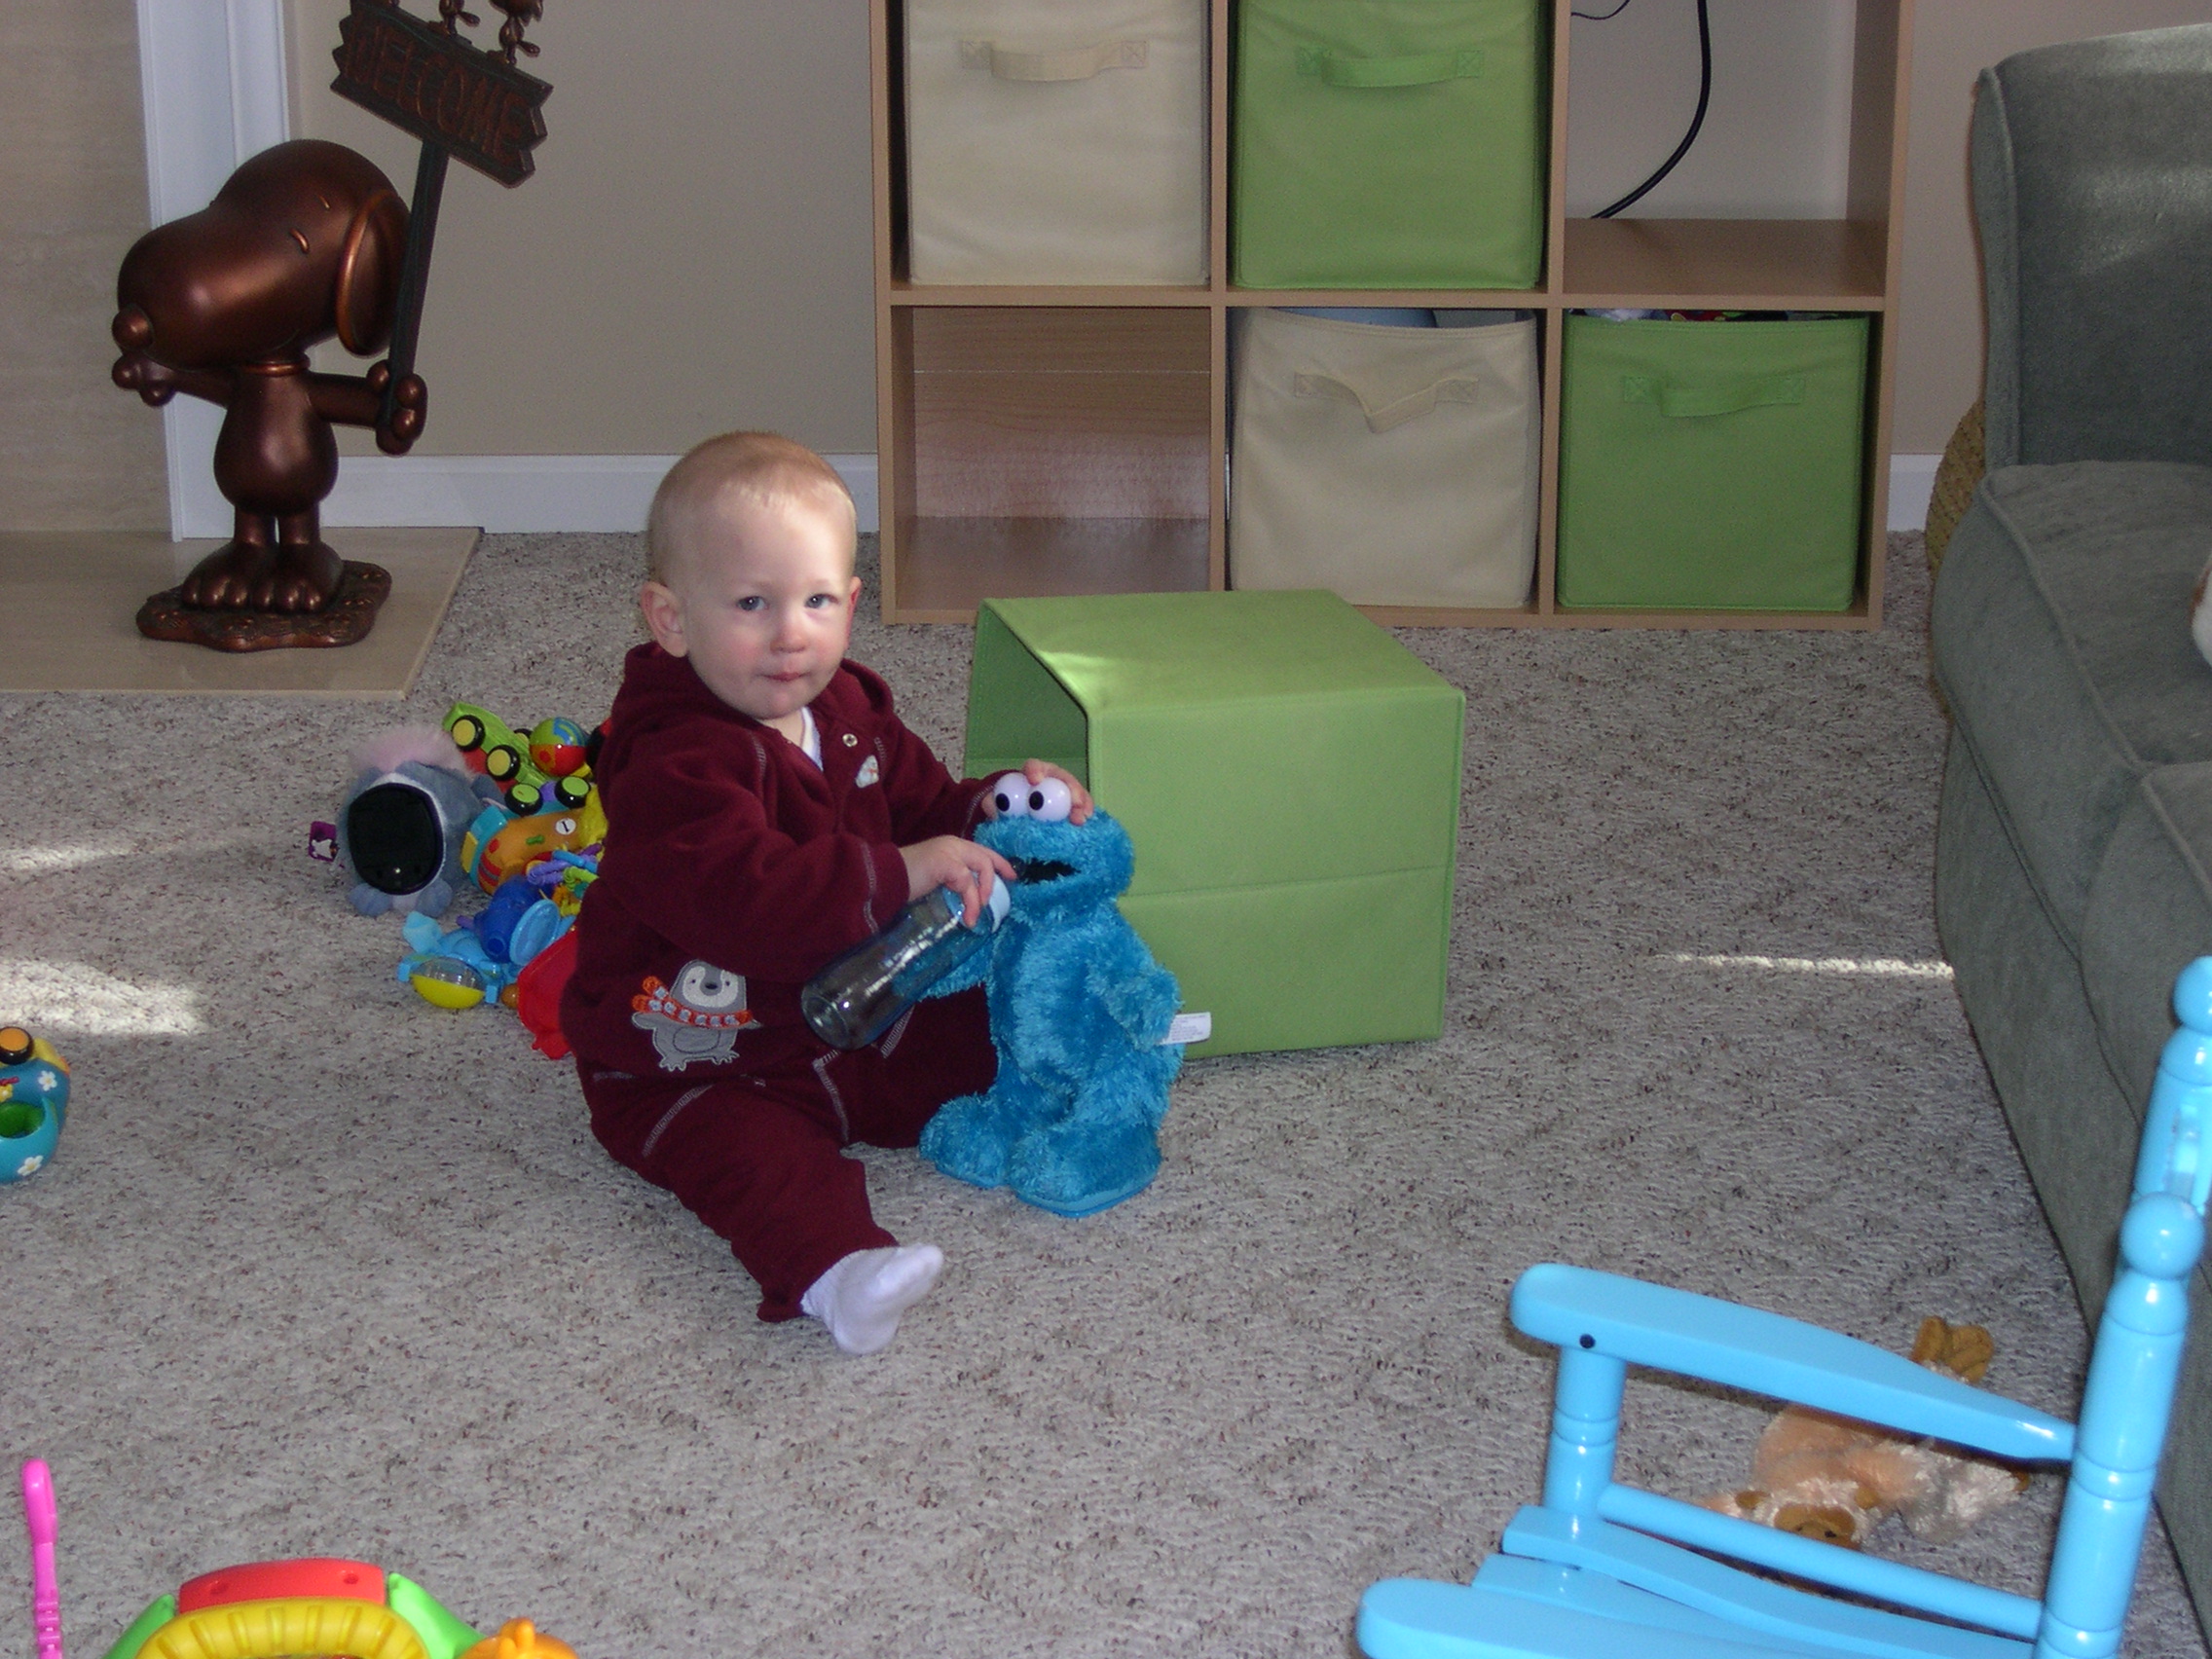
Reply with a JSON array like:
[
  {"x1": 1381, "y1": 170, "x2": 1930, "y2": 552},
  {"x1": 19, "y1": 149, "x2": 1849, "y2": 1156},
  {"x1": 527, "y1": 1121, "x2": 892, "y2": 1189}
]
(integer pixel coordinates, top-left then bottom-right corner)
[
  {"x1": 463, "y1": 1619, "x2": 578, "y2": 1659},
  {"x1": 1698, "y1": 1316, "x2": 2030, "y2": 1549}
]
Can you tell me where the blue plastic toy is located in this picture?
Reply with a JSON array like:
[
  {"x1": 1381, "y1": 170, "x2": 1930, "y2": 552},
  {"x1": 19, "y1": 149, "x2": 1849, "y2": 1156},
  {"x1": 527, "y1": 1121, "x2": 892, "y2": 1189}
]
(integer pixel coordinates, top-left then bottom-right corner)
[
  {"x1": 396, "y1": 912, "x2": 517, "y2": 1012},
  {"x1": 1356, "y1": 957, "x2": 2212, "y2": 1659},
  {"x1": 919, "y1": 777, "x2": 1183, "y2": 1217},
  {"x1": 0, "y1": 1028, "x2": 69, "y2": 1184},
  {"x1": 396, "y1": 854, "x2": 591, "y2": 1014}
]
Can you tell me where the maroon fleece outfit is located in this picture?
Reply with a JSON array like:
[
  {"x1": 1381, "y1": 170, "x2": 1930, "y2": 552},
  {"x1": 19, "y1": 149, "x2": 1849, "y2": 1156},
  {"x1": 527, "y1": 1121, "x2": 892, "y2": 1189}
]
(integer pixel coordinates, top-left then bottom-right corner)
[{"x1": 563, "y1": 643, "x2": 997, "y2": 1320}]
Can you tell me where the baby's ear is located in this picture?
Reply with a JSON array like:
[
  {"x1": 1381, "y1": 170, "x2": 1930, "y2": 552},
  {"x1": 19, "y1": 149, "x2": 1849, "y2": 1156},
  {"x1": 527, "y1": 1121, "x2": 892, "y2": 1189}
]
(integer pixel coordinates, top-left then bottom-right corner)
[{"x1": 639, "y1": 581, "x2": 688, "y2": 655}]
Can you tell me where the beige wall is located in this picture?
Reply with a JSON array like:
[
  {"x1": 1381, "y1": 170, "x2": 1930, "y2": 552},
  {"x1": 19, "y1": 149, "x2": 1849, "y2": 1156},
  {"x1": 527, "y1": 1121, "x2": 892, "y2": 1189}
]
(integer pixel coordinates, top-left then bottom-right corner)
[
  {"x1": 288, "y1": 0, "x2": 879, "y2": 458},
  {"x1": 2, "y1": 0, "x2": 166, "y2": 531},
  {"x1": 1566, "y1": 0, "x2": 1857, "y2": 219},
  {"x1": 1892, "y1": 0, "x2": 2212, "y2": 453}
]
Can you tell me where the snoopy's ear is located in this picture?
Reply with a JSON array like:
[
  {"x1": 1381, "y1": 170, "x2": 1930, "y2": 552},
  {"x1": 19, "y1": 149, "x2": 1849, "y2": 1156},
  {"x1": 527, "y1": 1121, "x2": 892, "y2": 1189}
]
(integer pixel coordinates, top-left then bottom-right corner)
[{"x1": 334, "y1": 187, "x2": 409, "y2": 354}]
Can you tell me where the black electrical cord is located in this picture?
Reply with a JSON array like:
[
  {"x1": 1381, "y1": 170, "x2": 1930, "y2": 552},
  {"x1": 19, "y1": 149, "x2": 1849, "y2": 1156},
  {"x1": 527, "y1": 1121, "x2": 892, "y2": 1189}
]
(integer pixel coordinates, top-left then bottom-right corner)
[
  {"x1": 1592, "y1": 0, "x2": 1711, "y2": 219},
  {"x1": 1571, "y1": 1, "x2": 1636, "y2": 19}
]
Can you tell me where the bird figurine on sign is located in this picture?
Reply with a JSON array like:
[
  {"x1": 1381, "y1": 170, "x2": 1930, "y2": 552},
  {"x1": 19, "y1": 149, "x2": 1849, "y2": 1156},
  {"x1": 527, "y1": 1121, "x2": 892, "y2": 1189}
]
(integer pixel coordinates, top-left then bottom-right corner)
[{"x1": 489, "y1": 0, "x2": 546, "y2": 63}]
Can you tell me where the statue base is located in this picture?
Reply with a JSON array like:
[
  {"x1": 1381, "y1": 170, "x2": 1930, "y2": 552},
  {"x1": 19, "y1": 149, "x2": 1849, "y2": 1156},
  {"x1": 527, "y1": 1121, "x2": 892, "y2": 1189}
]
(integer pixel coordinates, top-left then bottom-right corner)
[{"x1": 136, "y1": 561, "x2": 391, "y2": 653}]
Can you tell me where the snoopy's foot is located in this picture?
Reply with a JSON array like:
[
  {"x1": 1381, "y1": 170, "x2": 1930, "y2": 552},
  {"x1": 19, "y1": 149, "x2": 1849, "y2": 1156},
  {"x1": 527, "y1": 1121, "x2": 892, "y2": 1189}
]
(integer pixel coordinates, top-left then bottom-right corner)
[
  {"x1": 1008, "y1": 1114, "x2": 1161, "y2": 1217},
  {"x1": 179, "y1": 540, "x2": 276, "y2": 610},
  {"x1": 259, "y1": 541, "x2": 343, "y2": 612},
  {"x1": 920, "y1": 1085, "x2": 1044, "y2": 1190}
]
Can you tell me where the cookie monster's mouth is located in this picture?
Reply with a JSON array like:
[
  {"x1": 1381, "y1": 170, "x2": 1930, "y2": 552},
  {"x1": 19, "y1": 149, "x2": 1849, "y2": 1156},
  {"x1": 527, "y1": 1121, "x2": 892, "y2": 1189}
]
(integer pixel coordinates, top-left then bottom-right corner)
[{"x1": 1011, "y1": 857, "x2": 1078, "y2": 885}]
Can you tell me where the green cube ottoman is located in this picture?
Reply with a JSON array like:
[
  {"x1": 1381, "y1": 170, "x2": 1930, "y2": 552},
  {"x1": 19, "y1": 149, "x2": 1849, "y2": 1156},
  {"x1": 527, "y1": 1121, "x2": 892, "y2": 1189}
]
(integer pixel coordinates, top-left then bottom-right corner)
[{"x1": 965, "y1": 590, "x2": 1465, "y2": 1057}]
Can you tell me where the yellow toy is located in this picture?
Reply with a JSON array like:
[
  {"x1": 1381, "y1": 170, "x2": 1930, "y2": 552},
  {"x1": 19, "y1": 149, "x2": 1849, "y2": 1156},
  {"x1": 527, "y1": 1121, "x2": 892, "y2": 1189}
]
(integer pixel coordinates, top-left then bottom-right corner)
[
  {"x1": 92, "y1": 1556, "x2": 581, "y2": 1659},
  {"x1": 469, "y1": 790, "x2": 607, "y2": 896},
  {"x1": 1697, "y1": 1316, "x2": 2031, "y2": 1549}
]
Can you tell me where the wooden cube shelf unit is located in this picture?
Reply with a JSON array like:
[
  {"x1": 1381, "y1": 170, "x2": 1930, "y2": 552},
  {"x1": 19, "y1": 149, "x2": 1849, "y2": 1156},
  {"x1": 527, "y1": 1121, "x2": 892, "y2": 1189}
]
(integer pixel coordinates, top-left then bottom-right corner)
[{"x1": 869, "y1": 0, "x2": 1913, "y2": 628}]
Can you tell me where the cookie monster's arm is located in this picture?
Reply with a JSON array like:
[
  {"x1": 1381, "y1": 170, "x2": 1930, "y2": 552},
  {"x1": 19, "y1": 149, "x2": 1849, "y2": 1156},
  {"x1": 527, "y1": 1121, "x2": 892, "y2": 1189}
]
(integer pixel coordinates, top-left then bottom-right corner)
[{"x1": 1086, "y1": 923, "x2": 1181, "y2": 1049}]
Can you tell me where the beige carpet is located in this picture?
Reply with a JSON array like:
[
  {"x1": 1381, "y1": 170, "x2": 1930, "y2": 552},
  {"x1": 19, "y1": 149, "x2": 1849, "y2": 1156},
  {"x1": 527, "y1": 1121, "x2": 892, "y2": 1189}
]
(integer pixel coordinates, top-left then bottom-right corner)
[
  {"x1": 0, "y1": 528, "x2": 477, "y2": 696},
  {"x1": 0, "y1": 532, "x2": 2204, "y2": 1659}
]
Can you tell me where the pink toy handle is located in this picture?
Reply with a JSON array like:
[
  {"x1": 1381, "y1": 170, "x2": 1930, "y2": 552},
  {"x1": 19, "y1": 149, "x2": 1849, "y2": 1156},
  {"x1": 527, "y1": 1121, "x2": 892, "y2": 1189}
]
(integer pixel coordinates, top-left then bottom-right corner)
[{"x1": 21, "y1": 1458, "x2": 63, "y2": 1659}]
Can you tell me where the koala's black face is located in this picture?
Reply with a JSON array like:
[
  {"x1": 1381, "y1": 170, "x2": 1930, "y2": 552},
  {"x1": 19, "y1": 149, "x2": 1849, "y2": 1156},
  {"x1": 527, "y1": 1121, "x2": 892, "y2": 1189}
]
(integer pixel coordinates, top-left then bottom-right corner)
[
  {"x1": 346, "y1": 781, "x2": 443, "y2": 895},
  {"x1": 975, "y1": 775, "x2": 1134, "y2": 921}
]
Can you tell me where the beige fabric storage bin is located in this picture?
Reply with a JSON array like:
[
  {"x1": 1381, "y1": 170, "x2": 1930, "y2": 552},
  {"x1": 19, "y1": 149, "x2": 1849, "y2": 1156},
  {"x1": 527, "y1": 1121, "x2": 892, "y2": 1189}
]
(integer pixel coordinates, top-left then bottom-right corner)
[
  {"x1": 1230, "y1": 309, "x2": 1540, "y2": 608},
  {"x1": 904, "y1": 0, "x2": 1206, "y2": 285}
]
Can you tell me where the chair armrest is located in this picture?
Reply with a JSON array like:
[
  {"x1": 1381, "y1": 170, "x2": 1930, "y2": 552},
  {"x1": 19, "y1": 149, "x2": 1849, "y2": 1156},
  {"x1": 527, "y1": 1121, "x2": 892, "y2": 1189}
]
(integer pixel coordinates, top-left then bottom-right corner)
[{"x1": 1513, "y1": 1264, "x2": 2074, "y2": 1463}]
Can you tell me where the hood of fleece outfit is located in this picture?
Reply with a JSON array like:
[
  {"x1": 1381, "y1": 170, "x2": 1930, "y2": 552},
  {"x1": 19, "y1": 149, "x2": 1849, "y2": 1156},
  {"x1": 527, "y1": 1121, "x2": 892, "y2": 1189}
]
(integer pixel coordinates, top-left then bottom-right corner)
[{"x1": 590, "y1": 642, "x2": 749, "y2": 799}]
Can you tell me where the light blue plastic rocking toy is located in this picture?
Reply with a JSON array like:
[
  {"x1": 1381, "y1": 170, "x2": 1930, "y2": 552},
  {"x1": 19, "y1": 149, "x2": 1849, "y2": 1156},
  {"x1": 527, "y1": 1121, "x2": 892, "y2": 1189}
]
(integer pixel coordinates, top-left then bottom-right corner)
[{"x1": 1360, "y1": 956, "x2": 2212, "y2": 1659}]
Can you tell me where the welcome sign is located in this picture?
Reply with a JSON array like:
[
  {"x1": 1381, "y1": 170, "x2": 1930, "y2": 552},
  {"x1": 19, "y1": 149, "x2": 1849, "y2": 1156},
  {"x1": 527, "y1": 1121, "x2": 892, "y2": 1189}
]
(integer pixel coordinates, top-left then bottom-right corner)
[{"x1": 331, "y1": 0, "x2": 551, "y2": 187}]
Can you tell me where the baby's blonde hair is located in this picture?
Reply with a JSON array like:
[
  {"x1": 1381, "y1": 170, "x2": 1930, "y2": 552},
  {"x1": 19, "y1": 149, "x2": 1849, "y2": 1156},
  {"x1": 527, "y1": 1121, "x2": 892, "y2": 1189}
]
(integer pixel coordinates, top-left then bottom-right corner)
[{"x1": 645, "y1": 431, "x2": 857, "y2": 585}]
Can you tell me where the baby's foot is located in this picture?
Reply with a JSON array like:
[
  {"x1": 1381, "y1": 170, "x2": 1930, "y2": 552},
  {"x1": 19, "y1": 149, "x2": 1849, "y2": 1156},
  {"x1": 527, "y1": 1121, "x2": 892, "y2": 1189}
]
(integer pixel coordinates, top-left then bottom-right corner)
[{"x1": 799, "y1": 1244, "x2": 944, "y2": 1355}]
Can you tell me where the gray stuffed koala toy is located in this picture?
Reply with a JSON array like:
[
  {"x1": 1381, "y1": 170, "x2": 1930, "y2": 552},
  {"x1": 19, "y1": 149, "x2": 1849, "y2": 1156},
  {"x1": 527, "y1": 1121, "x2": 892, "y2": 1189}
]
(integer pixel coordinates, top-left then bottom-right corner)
[{"x1": 336, "y1": 727, "x2": 498, "y2": 918}]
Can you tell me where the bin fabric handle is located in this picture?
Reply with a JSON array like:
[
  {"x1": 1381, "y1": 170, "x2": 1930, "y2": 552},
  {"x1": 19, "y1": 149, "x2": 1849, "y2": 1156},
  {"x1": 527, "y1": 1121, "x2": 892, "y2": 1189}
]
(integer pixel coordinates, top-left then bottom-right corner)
[
  {"x1": 961, "y1": 39, "x2": 1149, "y2": 81},
  {"x1": 1294, "y1": 47, "x2": 1483, "y2": 88},
  {"x1": 1621, "y1": 373, "x2": 1806, "y2": 419},
  {"x1": 1294, "y1": 372, "x2": 1484, "y2": 433}
]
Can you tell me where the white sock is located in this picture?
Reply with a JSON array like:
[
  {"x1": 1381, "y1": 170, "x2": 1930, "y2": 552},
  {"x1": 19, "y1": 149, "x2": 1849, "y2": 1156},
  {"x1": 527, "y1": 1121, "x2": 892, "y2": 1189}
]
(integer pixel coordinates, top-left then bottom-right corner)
[{"x1": 799, "y1": 1244, "x2": 944, "y2": 1355}]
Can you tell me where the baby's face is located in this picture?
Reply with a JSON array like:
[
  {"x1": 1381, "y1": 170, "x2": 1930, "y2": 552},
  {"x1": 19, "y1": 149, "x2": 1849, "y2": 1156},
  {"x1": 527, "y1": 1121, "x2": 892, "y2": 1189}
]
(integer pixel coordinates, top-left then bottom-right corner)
[{"x1": 641, "y1": 490, "x2": 861, "y2": 728}]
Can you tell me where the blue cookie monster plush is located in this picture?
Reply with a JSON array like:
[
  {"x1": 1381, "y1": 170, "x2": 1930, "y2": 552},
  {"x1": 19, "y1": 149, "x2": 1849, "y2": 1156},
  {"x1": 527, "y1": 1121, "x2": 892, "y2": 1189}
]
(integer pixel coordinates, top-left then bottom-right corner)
[{"x1": 919, "y1": 780, "x2": 1184, "y2": 1216}]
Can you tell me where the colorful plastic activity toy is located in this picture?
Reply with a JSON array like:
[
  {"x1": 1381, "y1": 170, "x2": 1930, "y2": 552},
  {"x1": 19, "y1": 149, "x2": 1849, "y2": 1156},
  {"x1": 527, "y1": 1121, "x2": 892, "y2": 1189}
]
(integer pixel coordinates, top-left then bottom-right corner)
[
  {"x1": 0, "y1": 1027, "x2": 70, "y2": 1183},
  {"x1": 1355, "y1": 957, "x2": 2212, "y2": 1659},
  {"x1": 370, "y1": 703, "x2": 606, "y2": 1051},
  {"x1": 397, "y1": 850, "x2": 596, "y2": 1016},
  {"x1": 18, "y1": 1458, "x2": 579, "y2": 1659},
  {"x1": 442, "y1": 704, "x2": 597, "y2": 805}
]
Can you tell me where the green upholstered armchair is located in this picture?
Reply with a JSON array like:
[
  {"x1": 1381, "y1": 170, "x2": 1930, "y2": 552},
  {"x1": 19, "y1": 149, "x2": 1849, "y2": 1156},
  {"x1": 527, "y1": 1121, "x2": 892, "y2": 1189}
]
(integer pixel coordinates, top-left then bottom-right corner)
[{"x1": 1930, "y1": 22, "x2": 2212, "y2": 1634}]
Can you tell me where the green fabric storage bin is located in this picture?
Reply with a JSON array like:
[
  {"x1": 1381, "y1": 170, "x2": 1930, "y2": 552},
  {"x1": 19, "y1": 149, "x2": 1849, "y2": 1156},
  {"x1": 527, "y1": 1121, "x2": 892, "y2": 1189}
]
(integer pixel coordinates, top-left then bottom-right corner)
[
  {"x1": 966, "y1": 590, "x2": 1465, "y2": 1056},
  {"x1": 1555, "y1": 313, "x2": 1871, "y2": 611},
  {"x1": 1233, "y1": 0, "x2": 1545, "y2": 289}
]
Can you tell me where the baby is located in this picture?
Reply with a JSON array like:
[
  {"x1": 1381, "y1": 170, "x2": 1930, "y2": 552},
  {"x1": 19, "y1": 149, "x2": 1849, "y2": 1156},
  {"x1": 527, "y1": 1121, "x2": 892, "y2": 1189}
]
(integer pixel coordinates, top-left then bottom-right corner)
[{"x1": 560, "y1": 431, "x2": 1088, "y2": 1352}]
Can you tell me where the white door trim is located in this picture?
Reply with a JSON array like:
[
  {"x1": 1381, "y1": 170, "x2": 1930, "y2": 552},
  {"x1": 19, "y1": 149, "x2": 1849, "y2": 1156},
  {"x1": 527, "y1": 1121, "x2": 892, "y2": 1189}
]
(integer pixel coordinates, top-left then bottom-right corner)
[{"x1": 133, "y1": 0, "x2": 291, "y2": 538}]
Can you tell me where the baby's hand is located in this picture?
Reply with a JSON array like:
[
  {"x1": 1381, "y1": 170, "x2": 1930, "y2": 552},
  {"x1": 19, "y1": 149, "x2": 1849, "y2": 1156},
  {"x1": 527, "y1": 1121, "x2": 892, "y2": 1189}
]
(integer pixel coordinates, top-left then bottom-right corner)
[
  {"x1": 983, "y1": 759, "x2": 1093, "y2": 826},
  {"x1": 901, "y1": 835, "x2": 1016, "y2": 926}
]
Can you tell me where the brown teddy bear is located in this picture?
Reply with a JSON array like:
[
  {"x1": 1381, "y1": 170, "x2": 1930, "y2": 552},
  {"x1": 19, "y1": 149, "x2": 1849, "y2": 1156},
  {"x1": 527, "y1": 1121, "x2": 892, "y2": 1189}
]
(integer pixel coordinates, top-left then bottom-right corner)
[{"x1": 1698, "y1": 1317, "x2": 2031, "y2": 1549}]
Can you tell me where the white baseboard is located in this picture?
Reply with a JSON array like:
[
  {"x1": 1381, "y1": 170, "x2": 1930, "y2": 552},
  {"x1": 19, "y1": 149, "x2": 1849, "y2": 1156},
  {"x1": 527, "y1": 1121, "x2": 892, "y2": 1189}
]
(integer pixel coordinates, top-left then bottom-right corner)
[
  {"x1": 1888, "y1": 454, "x2": 1938, "y2": 534},
  {"x1": 317, "y1": 450, "x2": 1926, "y2": 539},
  {"x1": 321, "y1": 453, "x2": 881, "y2": 535}
]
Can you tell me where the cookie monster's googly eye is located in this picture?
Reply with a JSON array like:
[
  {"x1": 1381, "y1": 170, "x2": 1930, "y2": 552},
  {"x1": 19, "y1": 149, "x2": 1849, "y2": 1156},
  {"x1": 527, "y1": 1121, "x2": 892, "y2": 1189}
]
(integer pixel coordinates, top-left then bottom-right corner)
[
  {"x1": 1025, "y1": 776, "x2": 1074, "y2": 823},
  {"x1": 990, "y1": 773, "x2": 1031, "y2": 818}
]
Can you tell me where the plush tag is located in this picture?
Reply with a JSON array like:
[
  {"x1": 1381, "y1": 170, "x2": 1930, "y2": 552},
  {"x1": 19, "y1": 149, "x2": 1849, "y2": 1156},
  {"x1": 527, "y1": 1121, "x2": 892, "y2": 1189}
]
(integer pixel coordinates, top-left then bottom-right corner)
[{"x1": 1165, "y1": 1012, "x2": 1211, "y2": 1046}]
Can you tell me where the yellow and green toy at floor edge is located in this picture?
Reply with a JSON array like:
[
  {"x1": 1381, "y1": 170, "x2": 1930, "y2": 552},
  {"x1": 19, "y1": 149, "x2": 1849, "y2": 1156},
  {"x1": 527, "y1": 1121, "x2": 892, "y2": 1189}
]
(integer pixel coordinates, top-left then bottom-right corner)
[{"x1": 101, "y1": 1568, "x2": 576, "y2": 1659}]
